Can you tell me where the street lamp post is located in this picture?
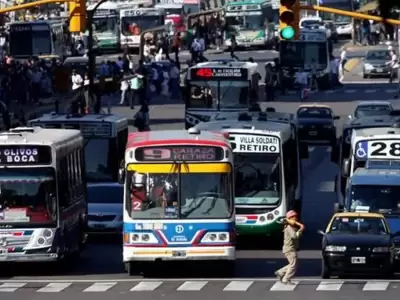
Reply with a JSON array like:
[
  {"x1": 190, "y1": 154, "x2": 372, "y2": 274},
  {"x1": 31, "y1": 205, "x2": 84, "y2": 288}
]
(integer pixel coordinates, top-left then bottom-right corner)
[{"x1": 88, "y1": 0, "x2": 107, "y2": 114}]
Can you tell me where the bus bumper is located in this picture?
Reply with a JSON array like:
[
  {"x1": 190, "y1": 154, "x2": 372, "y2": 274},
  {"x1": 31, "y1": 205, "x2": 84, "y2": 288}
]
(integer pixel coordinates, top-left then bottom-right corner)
[
  {"x1": 0, "y1": 252, "x2": 59, "y2": 262},
  {"x1": 123, "y1": 246, "x2": 235, "y2": 262}
]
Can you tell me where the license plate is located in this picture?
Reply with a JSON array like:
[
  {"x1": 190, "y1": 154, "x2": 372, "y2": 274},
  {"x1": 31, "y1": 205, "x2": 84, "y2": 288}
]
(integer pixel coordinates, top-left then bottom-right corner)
[
  {"x1": 376, "y1": 68, "x2": 382, "y2": 72},
  {"x1": 351, "y1": 257, "x2": 365, "y2": 264},
  {"x1": 172, "y1": 251, "x2": 186, "y2": 257},
  {"x1": 309, "y1": 131, "x2": 318, "y2": 136},
  {"x1": 236, "y1": 217, "x2": 246, "y2": 224}
]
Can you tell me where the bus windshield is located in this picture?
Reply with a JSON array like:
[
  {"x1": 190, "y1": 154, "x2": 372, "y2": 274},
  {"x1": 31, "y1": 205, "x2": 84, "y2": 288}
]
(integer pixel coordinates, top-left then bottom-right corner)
[
  {"x1": 350, "y1": 185, "x2": 400, "y2": 214},
  {"x1": 126, "y1": 167, "x2": 232, "y2": 219},
  {"x1": 188, "y1": 81, "x2": 249, "y2": 109},
  {"x1": 85, "y1": 138, "x2": 115, "y2": 182},
  {"x1": 234, "y1": 153, "x2": 280, "y2": 205},
  {"x1": 280, "y1": 41, "x2": 328, "y2": 70},
  {"x1": 0, "y1": 168, "x2": 57, "y2": 225},
  {"x1": 226, "y1": 14, "x2": 264, "y2": 30},
  {"x1": 92, "y1": 15, "x2": 119, "y2": 34},
  {"x1": 121, "y1": 16, "x2": 162, "y2": 36},
  {"x1": 9, "y1": 29, "x2": 52, "y2": 57}
]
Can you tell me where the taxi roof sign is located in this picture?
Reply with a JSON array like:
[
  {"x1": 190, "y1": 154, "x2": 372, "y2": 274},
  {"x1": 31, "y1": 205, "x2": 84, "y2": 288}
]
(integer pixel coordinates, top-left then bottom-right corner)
[{"x1": 355, "y1": 206, "x2": 370, "y2": 212}]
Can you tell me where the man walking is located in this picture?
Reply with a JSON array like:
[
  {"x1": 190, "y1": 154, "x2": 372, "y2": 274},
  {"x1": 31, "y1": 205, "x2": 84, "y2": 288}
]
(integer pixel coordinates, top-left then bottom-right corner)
[{"x1": 275, "y1": 210, "x2": 305, "y2": 284}]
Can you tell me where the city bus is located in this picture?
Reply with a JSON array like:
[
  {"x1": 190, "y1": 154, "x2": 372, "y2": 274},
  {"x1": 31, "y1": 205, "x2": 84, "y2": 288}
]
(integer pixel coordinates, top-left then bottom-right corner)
[
  {"x1": 334, "y1": 115, "x2": 398, "y2": 207},
  {"x1": 120, "y1": 129, "x2": 235, "y2": 274},
  {"x1": 195, "y1": 111, "x2": 306, "y2": 239},
  {"x1": 224, "y1": 0, "x2": 275, "y2": 49},
  {"x1": 87, "y1": 2, "x2": 123, "y2": 53},
  {"x1": 279, "y1": 28, "x2": 331, "y2": 90},
  {"x1": 28, "y1": 114, "x2": 129, "y2": 183},
  {"x1": 120, "y1": 7, "x2": 165, "y2": 50},
  {"x1": 184, "y1": 60, "x2": 261, "y2": 129},
  {"x1": 0, "y1": 127, "x2": 87, "y2": 262},
  {"x1": 9, "y1": 20, "x2": 68, "y2": 60}
]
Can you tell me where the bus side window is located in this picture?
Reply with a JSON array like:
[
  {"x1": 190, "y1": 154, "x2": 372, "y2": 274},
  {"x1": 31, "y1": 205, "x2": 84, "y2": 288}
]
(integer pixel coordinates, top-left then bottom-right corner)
[
  {"x1": 72, "y1": 150, "x2": 78, "y2": 197},
  {"x1": 59, "y1": 156, "x2": 68, "y2": 208},
  {"x1": 75, "y1": 150, "x2": 82, "y2": 195},
  {"x1": 67, "y1": 154, "x2": 75, "y2": 201}
]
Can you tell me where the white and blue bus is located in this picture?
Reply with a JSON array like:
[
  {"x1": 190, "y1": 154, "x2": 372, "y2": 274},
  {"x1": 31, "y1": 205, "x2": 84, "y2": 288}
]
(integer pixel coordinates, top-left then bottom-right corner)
[
  {"x1": 0, "y1": 127, "x2": 87, "y2": 263},
  {"x1": 120, "y1": 129, "x2": 235, "y2": 274},
  {"x1": 28, "y1": 114, "x2": 128, "y2": 183}
]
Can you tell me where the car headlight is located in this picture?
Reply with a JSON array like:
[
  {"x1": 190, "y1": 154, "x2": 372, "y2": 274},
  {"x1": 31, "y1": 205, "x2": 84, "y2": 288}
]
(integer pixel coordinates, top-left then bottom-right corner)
[
  {"x1": 201, "y1": 232, "x2": 230, "y2": 243},
  {"x1": 372, "y1": 247, "x2": 390, "y2": 252},
  {"x1": 364, "y1": 63, "x2": 374, "y2": 70},
  {"x1": 325, "y1": 245, "x2": 346, "y2": 252},
  {"x1": 24, "y1": 228, "x2": 56, "y2": 250}
]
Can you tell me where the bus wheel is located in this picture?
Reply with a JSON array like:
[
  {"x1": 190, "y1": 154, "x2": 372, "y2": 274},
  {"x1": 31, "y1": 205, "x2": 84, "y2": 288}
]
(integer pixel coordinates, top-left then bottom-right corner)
[
  {"x1": 125, "y1": 262, "x2": 140, "y2": 276},
  {"x1": 220, "y1": 261, "x2": 235, "y2": 277}
]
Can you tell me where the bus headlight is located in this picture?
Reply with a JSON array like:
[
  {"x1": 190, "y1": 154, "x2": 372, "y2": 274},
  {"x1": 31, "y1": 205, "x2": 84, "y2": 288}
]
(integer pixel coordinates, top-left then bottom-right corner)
[
  {"x1": 201, "y1": 232, "x2": 230, "y2": 243},
  {"x1": 25, "y1": 228, "x2": 56, "y2": 250},
  {"x1": 129, "y1": 233, "x2": 158, "y2": 244}
]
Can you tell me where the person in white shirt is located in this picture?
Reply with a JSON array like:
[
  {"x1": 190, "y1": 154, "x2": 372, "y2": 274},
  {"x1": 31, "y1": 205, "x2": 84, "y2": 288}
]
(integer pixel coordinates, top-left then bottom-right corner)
[
  {"x1": 143, "y1": 43, "x2": 151, "y2": 63},
  {"x1": 71, "y1": 70, "x2": 83, "y2": 91},
  {"x1": 387, "y1": 50, "x2": 398, "y2": 83},
  {"x1": 330, "y1": 56, "x2": 340, "y2": 87},
  {"x1": 295, "y1": 70, "x2": 308, "y2": 87},
  {"x1": 339, "y1": 48, "x2": 347, "y2": 77},
  {"x1": 190, "y1": 38, "x2": 201, "y2": 64},
  {"x1": 120, "y1": 76, "x2": 130, "y2": 105}
]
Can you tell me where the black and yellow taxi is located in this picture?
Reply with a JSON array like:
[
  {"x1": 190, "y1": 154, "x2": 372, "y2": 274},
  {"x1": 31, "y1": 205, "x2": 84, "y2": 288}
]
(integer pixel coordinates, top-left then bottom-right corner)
[
  {"x1": 318, "y1": 211, "x2": 400, "y2": 279},
  {"x1": 295, "y1": 104, "x2": 339, "y2": 146}
]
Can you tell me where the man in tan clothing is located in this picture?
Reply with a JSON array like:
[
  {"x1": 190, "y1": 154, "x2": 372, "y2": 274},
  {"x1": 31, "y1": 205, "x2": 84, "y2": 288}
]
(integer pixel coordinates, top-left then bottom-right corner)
[{"x1": 275, "y1": 210, "x2": 305, "y2": 284}]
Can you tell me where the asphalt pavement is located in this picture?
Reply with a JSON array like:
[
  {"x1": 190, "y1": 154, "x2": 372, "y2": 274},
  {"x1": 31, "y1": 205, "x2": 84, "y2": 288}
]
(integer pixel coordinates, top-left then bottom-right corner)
[{"x1": 3, "y1": 40, "x2": 400, "y2": 299}]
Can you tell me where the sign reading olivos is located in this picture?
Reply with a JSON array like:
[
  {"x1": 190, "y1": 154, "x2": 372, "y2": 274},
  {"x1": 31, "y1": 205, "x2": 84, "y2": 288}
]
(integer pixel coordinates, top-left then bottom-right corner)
[{"x1": 230, "y1": 135, "x2": 280, "y2": 153}]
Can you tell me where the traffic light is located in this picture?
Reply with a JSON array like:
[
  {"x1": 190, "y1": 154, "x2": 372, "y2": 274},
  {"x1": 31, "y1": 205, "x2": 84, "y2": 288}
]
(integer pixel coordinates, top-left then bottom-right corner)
[{"x1": 279, "y1": 0, "x2": 300, "y2": 40}]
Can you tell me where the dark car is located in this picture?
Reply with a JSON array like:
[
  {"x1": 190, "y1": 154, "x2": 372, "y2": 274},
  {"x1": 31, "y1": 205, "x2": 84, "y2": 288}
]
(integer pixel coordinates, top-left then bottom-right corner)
[
  {"x1": 362, "y1": 49, "x2": 392, "y2": 78},
  {"x1": 319, "y1": 212, "x2": 398, "y2": 279},
  {"x1": 295, "y1": 105, "x2": 339, "y2": 145}
]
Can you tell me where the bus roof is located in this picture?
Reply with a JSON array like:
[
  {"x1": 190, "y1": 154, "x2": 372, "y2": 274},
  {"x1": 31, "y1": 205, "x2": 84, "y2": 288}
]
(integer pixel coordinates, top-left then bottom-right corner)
[
  {"x1": 30, "y1": 113, "x2": 128, "y2": 126},
  {"x1": 352, "y1": 126, "x2": 400, "y2": 144},
  {"x1": 0, "y1": 127, "x2": 82, "y2": 146},
  {"x1": 126, "y1": 130, "x2": 230, "y2": 149}
]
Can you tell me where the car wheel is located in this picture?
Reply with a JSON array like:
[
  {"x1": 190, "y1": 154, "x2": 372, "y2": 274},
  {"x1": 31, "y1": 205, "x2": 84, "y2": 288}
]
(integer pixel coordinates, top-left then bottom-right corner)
[
  {"x1": 363, "y1": 73, "x2": 368, "y2": 79},
  {"x1": 321, "y1": 260, "x2": 331, "y2": 279}
]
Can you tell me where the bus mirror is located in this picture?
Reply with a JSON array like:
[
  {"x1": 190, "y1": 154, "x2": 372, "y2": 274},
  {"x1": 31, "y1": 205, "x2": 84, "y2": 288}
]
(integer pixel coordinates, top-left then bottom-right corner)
[
  {"x1": 299, "y1": 142, "x2": 308, "y2": 159},
  {"x1": 118, "y1": 168, "x2": 125, "y2": 184},
  {"x1": 331, "y1": 144, "x2": 339, "y2": 164},
  {"x1": 342, "y1": 159, "x2": 350, "y2": 177}
]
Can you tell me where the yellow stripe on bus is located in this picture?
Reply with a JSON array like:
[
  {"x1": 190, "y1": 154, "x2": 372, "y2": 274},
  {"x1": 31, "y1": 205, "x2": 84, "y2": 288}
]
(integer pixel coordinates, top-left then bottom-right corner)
[{"x1": 127, "y1": 163, "x2": 231, "y2": 173}]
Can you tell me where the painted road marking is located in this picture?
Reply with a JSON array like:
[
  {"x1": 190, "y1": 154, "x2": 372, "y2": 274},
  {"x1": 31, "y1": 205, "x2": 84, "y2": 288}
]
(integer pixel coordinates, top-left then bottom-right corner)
[
  {"x1": 363, "y1": 281, "x2": 390, "y2": 291},
  {"x1": 83, "y1": 282, "x2": 117, "y2": 292},
  {"x1": 37, "y1": 283, "x2": 72, "y2": 292},
  {"x1": 316, "y1": 281, "x2": 343, "y2": 291},
  {"x1": 223, "y1": 280, "x2": 253, "y2": 291},
  {"x1": 344, "y1": 89, "x2": 357, "y2": 93},
  {"x1": 344, "y1": 58, "x2": 360, "y2": 71},
  {"x1": 365, "y1": 89, "x2": 377, "y2": 93},
  {"x1": 270, "y1": 281, "x2": 298, "y2": 291},
  {"x1": 131, "y1": 281, "x2": 163, "y2": 291},
  {"x1": 177, "y1": 281, "x2": 208, "y2": 291},
  {"x1": 0, "y1": 283, "x2": 27, "y2": 292}
]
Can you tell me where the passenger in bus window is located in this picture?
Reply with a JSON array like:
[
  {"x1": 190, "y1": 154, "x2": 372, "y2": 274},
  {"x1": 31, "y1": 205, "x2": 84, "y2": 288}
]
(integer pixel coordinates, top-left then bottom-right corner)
[{"x1": 130, "y1": 173, "x2": 146, "y2": 213}]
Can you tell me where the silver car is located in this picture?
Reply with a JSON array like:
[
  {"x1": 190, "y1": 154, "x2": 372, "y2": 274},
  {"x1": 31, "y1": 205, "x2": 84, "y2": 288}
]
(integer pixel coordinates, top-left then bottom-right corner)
[
  {"x1": 87, "y1": 183, "x2": 124, "y2": 235},
  {"x1": 350, "y1": 101, "x2": 393, "y2": 119}
]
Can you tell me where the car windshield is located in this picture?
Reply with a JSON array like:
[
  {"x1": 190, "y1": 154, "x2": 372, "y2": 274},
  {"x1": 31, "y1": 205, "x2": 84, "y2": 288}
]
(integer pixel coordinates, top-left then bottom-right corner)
[
  {"x1": 329, "y1": 216, "x2": 388, "y2": 234},
  {"x1": 234, "y1": 153, "x2": 281, "y2": 205},
  {"x1": 126, "y1": 165, "x2": 232, "y2": 219},
  {"x1": 366, "y1": 51, "x2": 390, "y2": 60},
  {"x1": 188, "y1": 80, "x2": 249, "y2": 109},
  {"x1": 0, "y1": 168, "x2": 57, "y2": 225},
  {"x1": 350, "y1": 185, "x2": 400, "y2": 214},
  {"x1": 354, "y1": 105, "x2": 391, "y2": 118},
  {"x1": 297, "y1": 107, "x2": 332, "y2": 118},
  {"x1": 88, "y1": 185, "x2": 123, "y2": 204}
]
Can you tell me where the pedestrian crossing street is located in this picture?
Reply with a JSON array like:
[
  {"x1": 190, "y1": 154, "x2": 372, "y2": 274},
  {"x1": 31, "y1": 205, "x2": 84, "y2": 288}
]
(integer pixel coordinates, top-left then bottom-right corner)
[{"x1": 2, "y1": 280, "x2": 400, "y2": 293}]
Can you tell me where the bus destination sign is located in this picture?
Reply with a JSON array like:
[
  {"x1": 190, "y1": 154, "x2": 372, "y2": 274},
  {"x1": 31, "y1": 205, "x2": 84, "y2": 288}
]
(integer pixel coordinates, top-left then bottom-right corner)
[
  {"x1": 135, "y1": 146, "x2": 224, "y2": 161},
  {"x1": 0, "y1": 146, "x2": 51, "y2": 165},
  {"x1": 191, "y1": 68, "x2": 247, "y2": 79}
]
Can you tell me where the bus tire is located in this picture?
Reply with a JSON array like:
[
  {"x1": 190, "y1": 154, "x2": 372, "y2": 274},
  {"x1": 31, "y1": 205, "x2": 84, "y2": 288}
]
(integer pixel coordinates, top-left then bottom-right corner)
[{"x1": 125, "y1": 262, "x2": 136, "y2": 276}]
